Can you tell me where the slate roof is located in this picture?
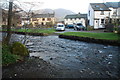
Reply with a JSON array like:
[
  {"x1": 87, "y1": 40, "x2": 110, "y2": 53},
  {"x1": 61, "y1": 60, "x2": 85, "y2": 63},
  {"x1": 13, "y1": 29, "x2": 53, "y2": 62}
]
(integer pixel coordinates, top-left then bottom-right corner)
[
  {"x1": 64, "y1": 14, "x2": 87, "y2": 19},
  {"x1": 32, "y1": 13, "x2": 54, "y2": 18},
  {"x1": 90, "y1": 3, "x2": 111, "y2": 11},
  {"x1": 105, "y1": 2, "x2": 120, "y2": 8}
]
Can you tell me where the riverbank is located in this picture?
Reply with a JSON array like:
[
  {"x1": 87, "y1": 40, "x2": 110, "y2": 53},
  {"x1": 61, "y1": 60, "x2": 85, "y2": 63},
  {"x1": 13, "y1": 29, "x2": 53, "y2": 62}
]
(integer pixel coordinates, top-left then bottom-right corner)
[
  {"x1": 1, "y1": 28, "x2": 56, "y2": 36},
  {"x1": 2, "y1": 57, "x2": 59, "y2": 78},
  {"x1": 59, "y1": 32, "x2": 120, "y2": 46}
]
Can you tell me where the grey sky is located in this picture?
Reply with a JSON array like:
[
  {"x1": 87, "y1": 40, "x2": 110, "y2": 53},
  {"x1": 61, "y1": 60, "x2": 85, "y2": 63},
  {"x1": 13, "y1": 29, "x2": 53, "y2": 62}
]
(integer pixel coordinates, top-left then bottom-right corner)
[{"x1": 2, "y1": 0, "x2": 120, "y2": 13}]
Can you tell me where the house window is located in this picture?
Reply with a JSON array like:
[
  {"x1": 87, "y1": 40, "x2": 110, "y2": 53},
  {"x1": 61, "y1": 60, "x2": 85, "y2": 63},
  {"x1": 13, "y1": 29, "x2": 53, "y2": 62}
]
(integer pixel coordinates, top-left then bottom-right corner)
[
  {"x1": 32, "y1": 18, "x2": 37, "y2": 21},
  {"x1": 89, "y1": 10, "x2": 90, "y2": 16},
  {"x1": 68, "y1": 19, "x2": 70, "y2": 21},
  {"x1": 88, "y1": 20, "x2": 90, "y2": 24},
  {"x1": 96, "y1": 21, "x2": 97, "y2": 23},
  {"x1": 42, "y1": 18, "x2": 45, "y2": 21},
  {"x1": 47, "y1": 18, "x2": 51, "y2": 21},
  {"x1": 41, "y1": 22, "x2": 44, "y2": 25},
  {"x1": 109, "y1": 19, "x2": 112, "y2": 23},
  {"x1": 35, "y1": 22, "x2": 38, "y2": 25},
  {"x1": 101, "y1": 19, "x2": 104, "y2": 24},
  {"x1": 100, "y1": 11, "x2": 104, "y2": 15},
  {"x1": 113, "y1": 9, "x2": 117, "y2": 15}
]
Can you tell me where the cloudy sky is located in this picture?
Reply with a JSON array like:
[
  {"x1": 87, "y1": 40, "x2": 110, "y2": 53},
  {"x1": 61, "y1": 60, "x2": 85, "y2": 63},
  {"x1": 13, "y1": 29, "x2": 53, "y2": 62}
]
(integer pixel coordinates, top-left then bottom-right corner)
[
  {"x1": 39, "y1": 0, "x2": 120, "y2": 13},
  {"x1": 7, "y1": 0, "x2": 120, "y2": 13}
]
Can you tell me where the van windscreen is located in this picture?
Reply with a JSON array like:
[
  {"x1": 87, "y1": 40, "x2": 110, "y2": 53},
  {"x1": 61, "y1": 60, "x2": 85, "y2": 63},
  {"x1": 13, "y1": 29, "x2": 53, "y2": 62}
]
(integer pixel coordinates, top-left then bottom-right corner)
[{"x1": 58, "y1": 25, "x2": 64, "y2": 27}]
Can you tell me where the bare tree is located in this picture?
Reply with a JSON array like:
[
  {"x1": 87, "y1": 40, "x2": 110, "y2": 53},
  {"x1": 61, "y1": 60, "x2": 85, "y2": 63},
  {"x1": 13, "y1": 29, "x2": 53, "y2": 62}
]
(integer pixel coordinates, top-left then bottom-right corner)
[
  {"x1": 13, "y1": 1, "x2": 43, "y2": 44},
  {"x1": 5, "y1": 0, "x2": 13, "y2": 45},
  {"x1": 1, "y1": 0, "x2": 43, "y2": 45}
]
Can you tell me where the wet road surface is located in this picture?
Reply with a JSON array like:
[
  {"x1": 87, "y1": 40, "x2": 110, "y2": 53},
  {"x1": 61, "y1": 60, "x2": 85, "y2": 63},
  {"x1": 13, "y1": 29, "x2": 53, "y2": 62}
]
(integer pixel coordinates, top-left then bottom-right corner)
[{"x1": 2, "y1": 33, "x2": 120, "y2": 78}]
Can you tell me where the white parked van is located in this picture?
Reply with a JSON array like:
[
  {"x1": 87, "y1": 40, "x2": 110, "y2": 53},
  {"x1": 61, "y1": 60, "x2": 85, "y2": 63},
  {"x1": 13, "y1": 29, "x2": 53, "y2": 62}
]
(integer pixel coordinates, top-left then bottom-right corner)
[{"x1": 56, "y1": 23, "x2": 65, "y2": 31}]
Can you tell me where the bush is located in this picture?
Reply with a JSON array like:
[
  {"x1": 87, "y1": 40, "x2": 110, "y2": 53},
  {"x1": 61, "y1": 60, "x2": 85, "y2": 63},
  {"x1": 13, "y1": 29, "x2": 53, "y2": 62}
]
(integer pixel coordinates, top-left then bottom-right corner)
[
  {"x1": 87, "y1": 26, "x2": 94, "y2": 31},
  {"x1": 2, "y1": 52, "x2": 21, "y2": 65},
  {"x1": 2, "y1": 44, "x2": 11, "y2": 54},
  {"x1": 2, "y1": 44, "x2": 21, "y2": 65},
  {"x1": 105, "y1": 23, "x2": 114, "y2": 32},
  {"x1": 29, "y1": 23, "x2": 33, "y2": 27},
  {"x1": 46, "y1": 22, "x2": 53, "y2": 28},
  {"x1": 113, "y1": 25, "x2": 120, "y2": 34},
  {"x1": 12, "y1": 42, "x2": 29, "y2": 56},
  {"x1": 117, "y1": 26, "x2": 120, "y2": 34},
  {"x1": 2, "y1": 25, "x2": 7, "y2": 30},
  {"x1": 118, "y1": 27, "x2": 120, "y2": 34}
]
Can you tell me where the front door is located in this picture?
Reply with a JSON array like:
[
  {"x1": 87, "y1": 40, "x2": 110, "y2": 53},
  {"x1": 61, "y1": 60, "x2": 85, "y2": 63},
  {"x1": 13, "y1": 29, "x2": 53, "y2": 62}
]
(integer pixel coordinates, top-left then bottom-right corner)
[{"x1": 94, "y1": 20, "x2": 99, "y2": 29}]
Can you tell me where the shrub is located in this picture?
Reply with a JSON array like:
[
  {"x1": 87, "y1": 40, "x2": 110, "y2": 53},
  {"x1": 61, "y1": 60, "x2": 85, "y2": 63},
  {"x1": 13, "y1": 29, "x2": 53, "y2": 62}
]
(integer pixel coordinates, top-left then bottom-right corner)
[
  {"x1": 2, "y1": 44, "x2": 11, "y2": 54},
  {"x1": 29, "y1": 23, "x2": 33, "y2": 27},
  {"x1": 2, "y1": 52, "x2": 21, "y2": 65},
  {"x1": 2, "y1": 44, "x2": 21, "y2": 65},
  {"x1": 113, "y1": 25, "x2": 120, "y2": 34},
  {"x1": 117, "y1": 25, "x2": 120, "y2": 34},
  {"x1": 2, "y1": 25, "x2": 7, "y2": 30},
  {"x1": 113, "y1": 27, "x2": 118, "y2": 31},
  {"x1": 46, "y1": 22, "x2": 53, "y2": 28},
  {"x1": 87, "y1": 26, "x2": 94, "y2": 31},
  {"x1": 12, "y1": 42, "x2": 29, "y2": 56},
  {"x1": 105, "y1": 23, "x2": 114, "y2": 32}
]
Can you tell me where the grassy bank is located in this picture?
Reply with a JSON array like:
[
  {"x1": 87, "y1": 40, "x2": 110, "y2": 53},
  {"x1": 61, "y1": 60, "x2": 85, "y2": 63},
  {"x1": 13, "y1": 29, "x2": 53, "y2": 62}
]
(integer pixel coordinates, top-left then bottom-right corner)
[
  {"x1": 2, "y1": 44, "x2": 22, "y2": 66},
  {"x1": 1, "y1": 28, "x2": 56, "y2": 34},
  {"x1": 60, "y1": 32, "x2": 120, "y2": 41}
]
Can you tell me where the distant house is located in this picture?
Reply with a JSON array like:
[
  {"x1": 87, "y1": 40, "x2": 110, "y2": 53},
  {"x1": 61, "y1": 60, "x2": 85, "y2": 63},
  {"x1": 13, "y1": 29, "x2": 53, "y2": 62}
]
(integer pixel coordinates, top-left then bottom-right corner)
[
  {"x1": 21, "y1": 17, "x2": 30, "y2": 26},
  {"x1": 2, "y1": 9, "x2": 22, "y2": 27},
  {"x1": 64, "y1": 13, "x2": 87, "y2": 27},
  {"x1": 88, "y1": 2, "x2": 120, "y2": 29},
  {"x1": 31, "y1": 13, "x2": 55, "y2": 27}
]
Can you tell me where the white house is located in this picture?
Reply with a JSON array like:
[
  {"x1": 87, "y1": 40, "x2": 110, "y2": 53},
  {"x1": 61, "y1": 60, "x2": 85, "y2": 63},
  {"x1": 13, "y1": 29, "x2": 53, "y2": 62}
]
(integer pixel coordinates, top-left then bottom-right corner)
[
  {"x1": 105, "y1": 2, "x2": 120, "y2": 20},
  {"x1": 88, "y1": 3, "x2": 111, "y2": 29},
  {"x1": 64, "y1": 13, "x2": 87, "y2": 27},
  {"x1": 88, "y1": 2, "x2": 120, "y2": 29}
]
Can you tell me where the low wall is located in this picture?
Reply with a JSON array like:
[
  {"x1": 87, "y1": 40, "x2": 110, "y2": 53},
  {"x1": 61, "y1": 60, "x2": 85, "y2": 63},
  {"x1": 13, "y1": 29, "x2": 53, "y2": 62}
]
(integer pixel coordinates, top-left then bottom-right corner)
[{"x1": 59, "y1": 35, "x2": 120, "y2": 46}]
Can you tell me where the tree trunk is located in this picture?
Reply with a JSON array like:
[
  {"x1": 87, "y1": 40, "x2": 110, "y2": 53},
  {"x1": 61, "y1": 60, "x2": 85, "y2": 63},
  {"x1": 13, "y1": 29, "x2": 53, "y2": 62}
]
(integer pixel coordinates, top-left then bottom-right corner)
[{"x1": 5, "y1": 1, "x2": 13, "y2": 45}]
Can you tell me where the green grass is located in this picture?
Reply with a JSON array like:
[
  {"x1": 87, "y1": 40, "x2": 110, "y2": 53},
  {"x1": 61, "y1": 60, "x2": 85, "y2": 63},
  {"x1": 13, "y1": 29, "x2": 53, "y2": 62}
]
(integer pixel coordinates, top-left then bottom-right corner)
[
  {"x1": 2, "y1": 44, "x2": 22, "y2": 66},
  {"x1": 13, "y1": 29, "x2": 56, "y2": 34},
  {"x1": 61, "y1": 32, "x2": 120, "y2": 41},
  {"x1": 1, "y1": 28, "x2": 56, "y2": 34}
]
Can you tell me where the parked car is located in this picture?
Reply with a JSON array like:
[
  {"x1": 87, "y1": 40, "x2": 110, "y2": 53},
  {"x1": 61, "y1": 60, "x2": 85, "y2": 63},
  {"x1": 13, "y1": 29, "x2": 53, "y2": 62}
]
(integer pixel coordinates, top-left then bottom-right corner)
[
  {"x1": 74, "y1": 23, "x2": 86, "y2": 31},
  {"x1": 56, "y1": 23, "x2": 65, "y2": 31},
  {"x1": 66, "y1": 24, "x2": 75, "y2": 28}
]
